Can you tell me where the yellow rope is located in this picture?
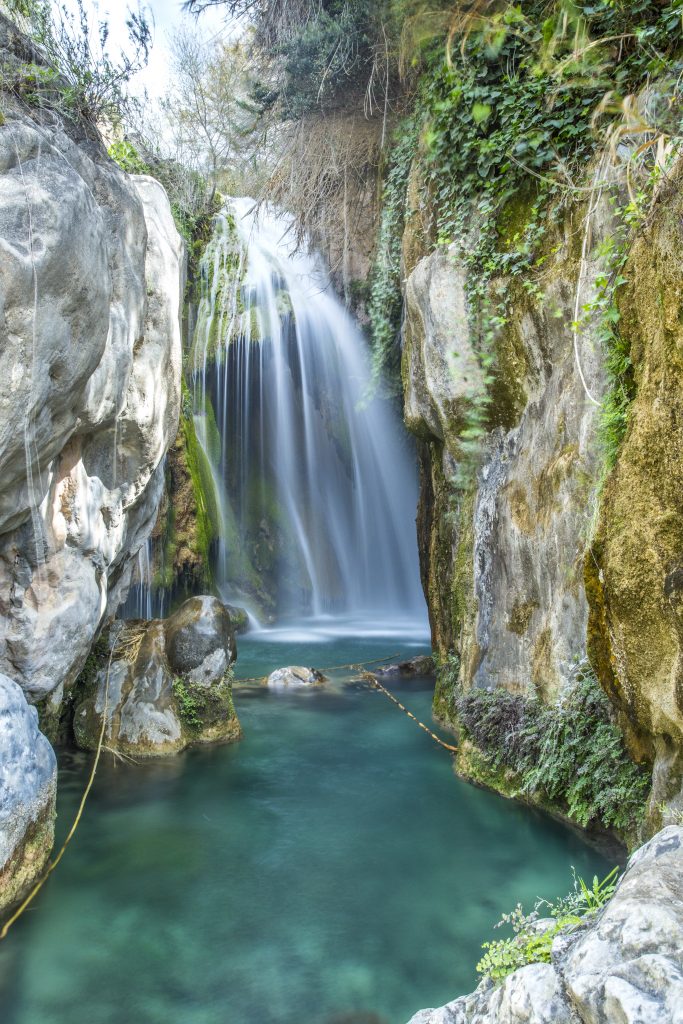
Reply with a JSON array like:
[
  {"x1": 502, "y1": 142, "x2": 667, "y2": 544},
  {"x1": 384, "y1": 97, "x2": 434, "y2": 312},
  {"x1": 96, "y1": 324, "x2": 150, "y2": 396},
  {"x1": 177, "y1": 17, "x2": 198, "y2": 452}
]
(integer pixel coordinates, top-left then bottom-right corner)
[
  {"x1": 365, "y1": 672, "x2": 459, "y2": 755},
  {"x1": 234, "y1": 651, "x2": 402, "y2": 685},
  {"x1": 0, "y1": 633, "x2": 119, "y2": 940}
]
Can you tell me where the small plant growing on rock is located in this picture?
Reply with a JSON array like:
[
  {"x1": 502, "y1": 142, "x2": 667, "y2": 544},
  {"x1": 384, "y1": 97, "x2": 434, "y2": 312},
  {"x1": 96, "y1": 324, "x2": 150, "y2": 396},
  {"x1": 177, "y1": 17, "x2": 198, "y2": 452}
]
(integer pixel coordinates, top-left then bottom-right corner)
[
  {"x1": 477, "y1": 866, "x2": 619, "y2": 983},
  {"x1": 172, "y1": 677, "x2": 204, "y2": 731}
]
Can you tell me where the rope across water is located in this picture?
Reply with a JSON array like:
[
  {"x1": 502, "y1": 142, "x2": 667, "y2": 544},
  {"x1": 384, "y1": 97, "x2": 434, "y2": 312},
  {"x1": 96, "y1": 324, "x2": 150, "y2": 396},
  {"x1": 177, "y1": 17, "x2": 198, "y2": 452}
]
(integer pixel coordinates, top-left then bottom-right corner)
[
  {"x1": 1, "y1": 648, "x2": 455, "y2": 939},
  {"x1": 236, "y1": 653, "x2": 458, "y2": 756}
]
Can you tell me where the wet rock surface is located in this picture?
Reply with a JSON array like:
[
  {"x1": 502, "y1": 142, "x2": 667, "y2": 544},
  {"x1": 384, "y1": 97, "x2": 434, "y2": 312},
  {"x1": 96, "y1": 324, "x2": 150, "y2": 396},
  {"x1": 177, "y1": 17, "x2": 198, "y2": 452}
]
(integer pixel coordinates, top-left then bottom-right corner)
[
  {"x1": 73, "y1": 597, "x2": 240, "y2": 758},
  {"x1": 406, "y1": 826, "x2": 683, "y2": 1024},
  {"x1": 0, "y1": 21, "x2": 183, "y2": 709},
  {"x1": 374, "y1": 656, "x2": 435, "y2": 678},
  {"x1": 0, "y1": 673, "x2": 56, "y2": 916}
]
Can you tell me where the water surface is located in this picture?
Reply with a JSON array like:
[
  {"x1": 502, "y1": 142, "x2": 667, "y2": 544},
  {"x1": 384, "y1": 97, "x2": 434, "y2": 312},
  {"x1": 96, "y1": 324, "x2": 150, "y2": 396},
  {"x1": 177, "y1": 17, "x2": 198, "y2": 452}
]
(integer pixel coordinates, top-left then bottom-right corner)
[{"x1": 0, "y1": 629, "x2": 611, "y2": 1024}]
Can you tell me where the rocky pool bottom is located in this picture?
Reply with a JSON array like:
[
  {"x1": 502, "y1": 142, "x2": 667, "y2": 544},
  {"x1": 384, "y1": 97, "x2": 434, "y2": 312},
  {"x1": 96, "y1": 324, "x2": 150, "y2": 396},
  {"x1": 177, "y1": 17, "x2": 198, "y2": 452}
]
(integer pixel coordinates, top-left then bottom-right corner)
[{"x1": 0, "y1": 625, "x2": 611, "y2": 1024}]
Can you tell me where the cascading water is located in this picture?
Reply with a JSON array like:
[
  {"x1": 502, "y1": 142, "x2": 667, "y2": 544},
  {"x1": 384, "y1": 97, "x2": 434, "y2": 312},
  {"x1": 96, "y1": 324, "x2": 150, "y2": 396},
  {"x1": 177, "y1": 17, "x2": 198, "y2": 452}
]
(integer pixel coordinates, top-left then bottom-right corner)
[
  {"x1": 191, "y1": 199, "x2": 427, "y2": 630},
  {"x1": 120, "y1": 539, "x2": 164, "y2": 621}
]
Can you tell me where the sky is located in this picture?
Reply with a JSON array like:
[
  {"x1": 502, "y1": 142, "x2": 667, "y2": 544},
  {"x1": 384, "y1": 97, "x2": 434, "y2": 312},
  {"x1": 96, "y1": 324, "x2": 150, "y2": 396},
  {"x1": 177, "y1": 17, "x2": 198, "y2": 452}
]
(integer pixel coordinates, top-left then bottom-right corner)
[{"x1": 81, "y1": 0, "x2": 230, "y2": 102}]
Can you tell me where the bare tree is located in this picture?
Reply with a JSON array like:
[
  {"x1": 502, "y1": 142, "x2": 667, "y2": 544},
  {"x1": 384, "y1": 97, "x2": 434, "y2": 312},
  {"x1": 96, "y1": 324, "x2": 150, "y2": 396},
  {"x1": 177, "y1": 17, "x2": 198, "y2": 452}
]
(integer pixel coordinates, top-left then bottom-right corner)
[{"x1": 162, "y1": 28, "x2": 260, "y2": 197}]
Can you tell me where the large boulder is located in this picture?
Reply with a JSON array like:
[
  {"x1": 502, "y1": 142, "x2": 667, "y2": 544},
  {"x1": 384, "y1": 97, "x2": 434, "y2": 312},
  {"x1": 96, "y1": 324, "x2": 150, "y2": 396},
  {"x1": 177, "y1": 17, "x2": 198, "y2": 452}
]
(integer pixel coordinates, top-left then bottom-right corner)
[
  {"x1": 0, "y1": 20, "x2": 183, "y2": 712},
  {"x1": 406, "y1": 826, "x2": 683, "y2": 1024},
  {"x1": 73, "y1": 598, "x2": 240, "y2": 758},
  {"x1": 560, "y1": 827, "x2": 683, "y2": 1023},
  {"x1": 0, "y1": 673, "x2": 56, "y2": 916}
]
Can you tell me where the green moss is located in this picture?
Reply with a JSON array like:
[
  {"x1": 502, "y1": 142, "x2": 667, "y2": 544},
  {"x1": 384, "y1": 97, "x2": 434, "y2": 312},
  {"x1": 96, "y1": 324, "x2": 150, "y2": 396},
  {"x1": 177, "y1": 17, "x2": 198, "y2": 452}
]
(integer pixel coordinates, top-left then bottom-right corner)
[
  {"x1": 433, "y1": 652, "x2": 460, "y2": 724},
  {"x1": 172, "y1": 672, "x2": 240, "y2": 742},
  {"x1": 455, "y1": 670, "x2": 651, "y2": 846},
  {"x1": 182, "y1": 413, "x2": 219, "y2": 561}
]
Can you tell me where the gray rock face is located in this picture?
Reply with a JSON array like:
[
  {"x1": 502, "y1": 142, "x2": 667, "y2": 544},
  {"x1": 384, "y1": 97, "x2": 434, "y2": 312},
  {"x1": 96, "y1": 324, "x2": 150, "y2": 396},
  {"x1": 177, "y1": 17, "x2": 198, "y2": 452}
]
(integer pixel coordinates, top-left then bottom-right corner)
[
  {"x1": 165, "y1": 596, "x2": 237, "y2": 683},
  {"x1": 266, "y1": 666, "x2": 326, "y2": 690},
  {"x1": 0, "y1": 672, "x2": 57, "y2": 914},
  {"x1": 404, "y1": 247, "x2": 483, "y2": 454},
  {"x1": 403, "y1": 181, "x2": 613, "y2": 700},
  {"x1": 561, "y1": 827, "x2": 683, "y2": 1023},
  {"x1": 73, "y1": 597, "x2": 240, "y2": 757},
  {"x1": 406, "y1": 826, "x2": 683, "y2": 1024},
  {"x1": 0, "y1": 105, "x2": 182, "y2": 704}
]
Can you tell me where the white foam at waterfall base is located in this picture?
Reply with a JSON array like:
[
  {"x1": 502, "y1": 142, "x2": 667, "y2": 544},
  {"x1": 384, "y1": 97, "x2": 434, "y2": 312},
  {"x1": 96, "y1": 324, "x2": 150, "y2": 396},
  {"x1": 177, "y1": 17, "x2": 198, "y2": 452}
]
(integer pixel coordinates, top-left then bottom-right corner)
[{"x1": 192, "y1": 198, "x2": 429, "y2": 633}]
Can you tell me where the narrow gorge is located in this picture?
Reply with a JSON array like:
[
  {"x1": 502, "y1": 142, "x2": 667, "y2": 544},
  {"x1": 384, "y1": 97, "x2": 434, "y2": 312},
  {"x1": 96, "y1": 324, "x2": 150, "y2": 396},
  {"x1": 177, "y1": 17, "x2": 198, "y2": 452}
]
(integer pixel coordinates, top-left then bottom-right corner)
[{"x1": 0, "y1": 2, "x2": 682, "y2": 1023}]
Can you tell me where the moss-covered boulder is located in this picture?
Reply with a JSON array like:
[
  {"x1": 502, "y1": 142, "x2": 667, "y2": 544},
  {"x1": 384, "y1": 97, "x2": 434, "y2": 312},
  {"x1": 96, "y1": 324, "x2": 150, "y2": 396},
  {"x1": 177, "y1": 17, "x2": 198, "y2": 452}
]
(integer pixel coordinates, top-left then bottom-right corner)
[{"x1": 73, "y1": 598, "x2": 241, "y2": 758}]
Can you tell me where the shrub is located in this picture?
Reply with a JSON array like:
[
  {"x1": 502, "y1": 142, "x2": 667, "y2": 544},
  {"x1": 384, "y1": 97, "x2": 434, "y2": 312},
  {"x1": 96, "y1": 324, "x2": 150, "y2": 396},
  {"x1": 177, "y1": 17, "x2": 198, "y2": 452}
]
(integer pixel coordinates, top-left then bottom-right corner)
[
  {"x1": 477, "y1": 865, "x2": 620, "y2": 983},
  {"x1": 3, "y1": 0, "x2": 151, "y2": 131},
  {"x1": 456, "y1": 667, "x2": 650, "y2": 835}
]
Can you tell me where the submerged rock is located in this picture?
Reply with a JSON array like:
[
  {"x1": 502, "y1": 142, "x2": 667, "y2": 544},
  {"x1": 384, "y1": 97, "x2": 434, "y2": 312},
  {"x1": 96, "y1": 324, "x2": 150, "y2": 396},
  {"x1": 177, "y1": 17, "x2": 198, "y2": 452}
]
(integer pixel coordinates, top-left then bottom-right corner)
[
  {"x1": 374, "y1": 656, "x2": 435, "y2": 678},
  {"x1": 405, "y1": 826, "x2": 683, "y2": 1024},
  {"x1": 267, "y1": 666, "x2": 327, "y2": 691},
  {"x1": 0, "y1": 673, "x2": 56, "y2": 916},
  {"x1": 73, "y1": 598, "x2": 240, "y2": 758}
]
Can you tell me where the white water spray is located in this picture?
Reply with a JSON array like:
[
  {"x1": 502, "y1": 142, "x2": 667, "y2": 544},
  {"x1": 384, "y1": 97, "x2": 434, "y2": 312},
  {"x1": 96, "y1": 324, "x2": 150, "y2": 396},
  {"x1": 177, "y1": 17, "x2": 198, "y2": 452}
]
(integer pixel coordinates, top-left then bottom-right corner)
[{"x1": 191, "y1": 199, "x2": 427, "y2": 631}]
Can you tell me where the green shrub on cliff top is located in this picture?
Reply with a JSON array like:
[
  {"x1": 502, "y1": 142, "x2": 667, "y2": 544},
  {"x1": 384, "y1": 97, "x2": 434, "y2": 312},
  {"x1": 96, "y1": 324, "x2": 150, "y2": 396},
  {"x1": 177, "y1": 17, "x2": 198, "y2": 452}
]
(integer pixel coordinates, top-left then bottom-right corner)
[
  {"x1": 416, "y1": 0, "x2": 683, "y2": 479},
  {"x1": 456, "y1": 667, "x2": 650, "y2": 836}
]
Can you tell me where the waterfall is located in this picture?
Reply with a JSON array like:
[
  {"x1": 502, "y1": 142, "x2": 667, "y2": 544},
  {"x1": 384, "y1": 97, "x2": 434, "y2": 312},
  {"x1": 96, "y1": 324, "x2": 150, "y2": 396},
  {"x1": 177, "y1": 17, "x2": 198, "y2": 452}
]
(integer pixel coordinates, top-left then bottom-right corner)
[
  {"x1": 120, "y1": 539, "x2": 159, "y2": 621},
  {"x1": 191, "y1": 198, "x2": 427, "y2": 629}
]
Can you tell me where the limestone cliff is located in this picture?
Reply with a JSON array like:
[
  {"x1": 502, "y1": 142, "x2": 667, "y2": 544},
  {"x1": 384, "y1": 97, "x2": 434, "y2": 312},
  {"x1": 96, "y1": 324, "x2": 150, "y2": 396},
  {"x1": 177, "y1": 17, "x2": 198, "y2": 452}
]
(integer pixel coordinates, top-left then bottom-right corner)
[
  {"x1": 403, "y1": 182, "x2": 608, "y2": 694},
  {"x1": 0, "y1": 14, "x2": 183, "y2": 913},
  {"x1": 0, "y1": 116, "x2": 182, "y2": 709},
  {"x1": 400, "y1": 149, "x2": 683, "y2": 829}
]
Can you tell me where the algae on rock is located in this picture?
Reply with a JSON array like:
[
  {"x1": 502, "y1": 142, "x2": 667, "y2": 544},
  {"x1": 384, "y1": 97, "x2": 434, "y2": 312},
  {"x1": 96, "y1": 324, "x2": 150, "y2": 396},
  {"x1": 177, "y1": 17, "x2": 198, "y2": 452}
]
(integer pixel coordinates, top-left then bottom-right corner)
[
  {"x1": 586, "y1": 162, "x2": 683, "y2": 827},
  {"x1": 73, "y1": 597, "x2": 241, "y2": 758}
]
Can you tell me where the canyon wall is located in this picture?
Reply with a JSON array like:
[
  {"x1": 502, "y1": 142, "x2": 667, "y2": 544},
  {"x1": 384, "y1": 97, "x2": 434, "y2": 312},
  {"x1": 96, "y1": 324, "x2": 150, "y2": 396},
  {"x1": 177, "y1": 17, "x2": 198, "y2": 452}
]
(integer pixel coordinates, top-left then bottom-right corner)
[
  {"x1": 400, "y1": 152, "x2": 683, "y2": 830},
  {"x1": 0, "y1": 13, "x2": 183, "y2": 912}
]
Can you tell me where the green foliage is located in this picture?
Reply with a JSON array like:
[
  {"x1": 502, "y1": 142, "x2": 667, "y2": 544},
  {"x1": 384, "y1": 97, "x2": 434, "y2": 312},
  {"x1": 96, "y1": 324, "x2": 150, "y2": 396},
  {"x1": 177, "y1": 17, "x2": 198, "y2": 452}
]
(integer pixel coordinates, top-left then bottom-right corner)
[
  {"x1": 456, "y1": 667, "x2": 650, "y2": 835},
  {"x1": 477, "y1": 866, "x2": 619, "y2": 982},
  {"x1": 108, "y1": 138, "x2": 220, "y2": 250},
  {"x1": 367, "y1": 117, "x2": 418, "y2": 394},
  {"x1": 108, "y1": 138, "x2": 148, "y2": 175},
  {"x1": 415, "y1": 0, "x2": 683, "y2": 481},
  {"x1": 3, "y1": 0, "x2": 151, "y2": 130},
  {"x1": 172, "y1": 677, "x2": 204, "y2": 730}
]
